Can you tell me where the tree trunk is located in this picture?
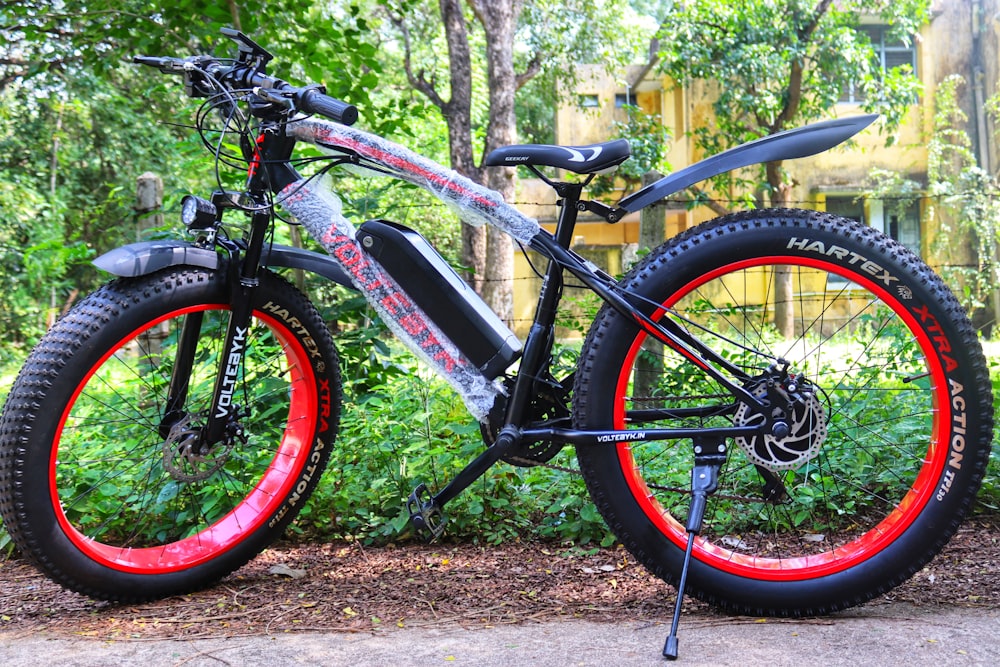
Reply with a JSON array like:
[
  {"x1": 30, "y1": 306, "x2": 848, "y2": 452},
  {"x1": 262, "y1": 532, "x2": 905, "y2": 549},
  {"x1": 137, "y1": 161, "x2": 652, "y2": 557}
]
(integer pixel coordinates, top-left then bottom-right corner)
[
  {"x1": 437, "y1": 0, "x2": 488, "y2": 294},
  {"x1": 635, "y1": 171, "x2": 665, "y2": 399},
  {"x1": 767, "y1": 160, "x2": 795, "y2": 338},
  {"x1": 475, "y1": 0, "x2": 519, "y2": 324},
  {"x1": 395, "y1": 0, "x2": 523, "y2": 323}
]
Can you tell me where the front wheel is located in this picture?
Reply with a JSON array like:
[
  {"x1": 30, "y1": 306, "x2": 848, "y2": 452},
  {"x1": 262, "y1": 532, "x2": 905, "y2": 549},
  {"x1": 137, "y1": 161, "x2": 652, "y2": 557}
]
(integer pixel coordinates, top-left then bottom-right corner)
[
  {"x1": 0, "y1": 267, "x2": 341, "y2": 601},
  {"x1": 573, "y1": 209, "x2": 993, "y2": 615}
]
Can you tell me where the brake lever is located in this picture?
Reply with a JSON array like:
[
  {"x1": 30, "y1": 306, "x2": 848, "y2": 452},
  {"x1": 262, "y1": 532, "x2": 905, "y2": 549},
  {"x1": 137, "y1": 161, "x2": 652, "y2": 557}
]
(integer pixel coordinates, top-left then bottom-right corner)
[{"x1": 132, "y1": 55, "x2": 187, "y2": 73}]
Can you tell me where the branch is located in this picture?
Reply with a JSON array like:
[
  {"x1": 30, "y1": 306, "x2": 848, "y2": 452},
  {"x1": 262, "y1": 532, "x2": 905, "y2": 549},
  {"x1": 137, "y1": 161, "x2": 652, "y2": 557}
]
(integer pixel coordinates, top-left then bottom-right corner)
[
  {"x1": 466, "y1": 0, "x2": 486, "y2": 25},
  {"x1": 227, "y1": 0, "x2": 242, "y2": 32},
  {"x1": 772, "y1": 0, "x2": 835, "y2": 132},
  {"x1": 808, "y1": 0, "x2": 836, "y2": 36},
  {"x1": 387, "y1": 11, "x2": 447, "y2": 111},
  {"x1": 0, "y1": 55, "x2": 75, "y2": 91},
  {"x1": 628, "y1": 31, "x2": 662, "y2": 89},
  {"x1": 515, "y1": 51, "x2": 542, "y2": 90},
  {"x1": 688, "y1": 185, "x2": 731, "y2": 216}
]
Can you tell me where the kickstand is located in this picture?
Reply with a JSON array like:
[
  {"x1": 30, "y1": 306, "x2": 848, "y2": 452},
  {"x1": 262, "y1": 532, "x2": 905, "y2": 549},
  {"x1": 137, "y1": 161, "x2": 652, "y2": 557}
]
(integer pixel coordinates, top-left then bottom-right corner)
[{"x1": 663, "y1": 439, "x2": 727, "y2": 661}]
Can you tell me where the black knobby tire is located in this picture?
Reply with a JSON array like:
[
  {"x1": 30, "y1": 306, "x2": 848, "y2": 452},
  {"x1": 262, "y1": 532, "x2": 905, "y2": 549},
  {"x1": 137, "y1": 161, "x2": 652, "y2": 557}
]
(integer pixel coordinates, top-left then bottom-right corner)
[
  {"x1": 573, "y1": 209, "x2": 993, "y2": 616},
  {"x1": 0, "y1": 267, "x2": 341, "y2": 602}
]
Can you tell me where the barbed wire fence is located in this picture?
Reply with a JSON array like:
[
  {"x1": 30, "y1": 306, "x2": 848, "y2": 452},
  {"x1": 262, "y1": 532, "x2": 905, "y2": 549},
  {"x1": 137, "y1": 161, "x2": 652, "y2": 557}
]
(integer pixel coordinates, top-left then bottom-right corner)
[{"x1": 433, "y1": 190, "x2": 998, "y2": 330}]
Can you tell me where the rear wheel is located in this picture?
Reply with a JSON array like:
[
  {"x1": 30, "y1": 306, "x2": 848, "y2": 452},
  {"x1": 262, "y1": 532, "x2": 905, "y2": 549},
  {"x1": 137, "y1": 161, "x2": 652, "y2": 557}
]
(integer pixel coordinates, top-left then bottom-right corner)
[
  {"x1": 0, "y1": 267, "x2": 341, "y2": 601},
  {"x1": 573, "y1": 209, "x2": 993, "y2": 615}
]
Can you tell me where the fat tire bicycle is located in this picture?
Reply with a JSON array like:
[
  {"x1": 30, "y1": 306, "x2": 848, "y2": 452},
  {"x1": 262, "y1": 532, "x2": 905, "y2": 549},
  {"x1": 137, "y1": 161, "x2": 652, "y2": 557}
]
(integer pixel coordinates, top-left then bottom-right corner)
[{"x1": 0, "y1": 29, "x2": 992, "y2": 659}]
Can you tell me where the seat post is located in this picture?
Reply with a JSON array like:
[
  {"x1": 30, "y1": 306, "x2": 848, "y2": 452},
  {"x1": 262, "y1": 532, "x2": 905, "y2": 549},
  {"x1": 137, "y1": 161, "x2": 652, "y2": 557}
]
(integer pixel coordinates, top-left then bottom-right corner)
[
  {"x1": 551, "y1": 181, "x2": 584, "y2": 248},
  {"x1": 499, "y1": 180, "x2": 583, "y2": 428}
]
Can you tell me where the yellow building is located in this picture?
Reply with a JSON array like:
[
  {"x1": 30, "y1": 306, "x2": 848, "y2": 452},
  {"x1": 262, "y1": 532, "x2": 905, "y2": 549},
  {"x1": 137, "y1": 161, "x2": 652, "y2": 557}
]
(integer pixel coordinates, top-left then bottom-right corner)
[{"x1": 512, "y1": 0, "x2": 1000, "y2": 336}]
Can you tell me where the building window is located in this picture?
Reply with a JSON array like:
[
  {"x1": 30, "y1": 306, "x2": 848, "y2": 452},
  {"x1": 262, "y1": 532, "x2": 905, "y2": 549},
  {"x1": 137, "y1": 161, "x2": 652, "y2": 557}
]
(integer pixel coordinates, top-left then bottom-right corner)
[
  {"x1": 884, "y1": 200, "x2": 921, "y2": 252},
  {"x1": 615, "y1": 93, "x2": 632, "y2": 108},
  {"x1": 825, "y1": 195, "x2": 864, "y2": 223},
  {"x1": 825, "y1": 194, "x2": 920, "y2": 253},
  {"x1": 840, "y1": 25, "x2": 917, "y2": 103},
  {"x1": 578, "y1": 94, "x2": 600, "y2": 109}
]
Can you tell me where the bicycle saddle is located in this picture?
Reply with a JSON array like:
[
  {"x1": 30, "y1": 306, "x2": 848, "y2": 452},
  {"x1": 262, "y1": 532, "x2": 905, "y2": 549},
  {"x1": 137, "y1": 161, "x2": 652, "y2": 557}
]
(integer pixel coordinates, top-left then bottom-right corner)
[{"x1": 484, "y1": 139, "x2": 630, "y2": 174}]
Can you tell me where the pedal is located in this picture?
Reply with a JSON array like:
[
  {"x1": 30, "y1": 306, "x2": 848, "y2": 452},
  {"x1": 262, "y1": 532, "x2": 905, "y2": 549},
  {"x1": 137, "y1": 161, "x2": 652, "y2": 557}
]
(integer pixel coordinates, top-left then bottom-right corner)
[{"x1": 407, "y1": 483, "x2": 447, "y2": 542}]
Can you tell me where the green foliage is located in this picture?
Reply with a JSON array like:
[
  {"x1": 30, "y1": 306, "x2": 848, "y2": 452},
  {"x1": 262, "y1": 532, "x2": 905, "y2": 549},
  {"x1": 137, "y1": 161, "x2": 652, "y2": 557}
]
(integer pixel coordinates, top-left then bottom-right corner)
[
  {"x1": 924, "y1": 75, "x2": 1000, "y2": 326},
  {"x1": 590, "y1": 104, "x2": 672, "y2": 202},
  {"x1": 655, "y1": 0, "x2": 929, "y2": 204},
  {"x1": 0, "y1": 1, "x2": 404, "y2": 344},
  {"x1": 296, "y1": 364, "x2": 611, "y2": 547},
  {"x1": 981, "y1": 352, "x2": 1000, "y2": 510},
  {"x1": 290, "y1": 285, "x2": 611, "y2": 547},
  {"x1": 0, "y1": 76, "x2": 187, "y2": 343}
]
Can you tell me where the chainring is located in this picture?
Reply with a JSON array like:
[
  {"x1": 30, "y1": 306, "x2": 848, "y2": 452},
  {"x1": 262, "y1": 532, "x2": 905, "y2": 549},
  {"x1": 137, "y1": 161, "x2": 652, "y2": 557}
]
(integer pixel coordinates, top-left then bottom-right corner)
[{"x1": 482, "y1": 375, "x2": 572, "y2": 467}]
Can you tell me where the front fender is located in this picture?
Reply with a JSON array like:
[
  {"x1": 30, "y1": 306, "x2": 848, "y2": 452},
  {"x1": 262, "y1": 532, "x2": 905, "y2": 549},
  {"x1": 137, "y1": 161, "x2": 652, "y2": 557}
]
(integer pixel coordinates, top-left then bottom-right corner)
[
  {"x1": 93, "y1": 240, "x2": 219, "y2": 276},
  {"x1": 93, "y1": 240, "x2": 357, "y2": 291}
]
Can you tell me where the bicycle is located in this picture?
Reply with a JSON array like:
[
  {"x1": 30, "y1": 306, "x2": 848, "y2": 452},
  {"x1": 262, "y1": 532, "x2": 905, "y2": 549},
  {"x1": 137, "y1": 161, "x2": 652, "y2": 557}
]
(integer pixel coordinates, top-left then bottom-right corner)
[{"x1": 0, "y1": 29, "x2": 992, "y2": 660}]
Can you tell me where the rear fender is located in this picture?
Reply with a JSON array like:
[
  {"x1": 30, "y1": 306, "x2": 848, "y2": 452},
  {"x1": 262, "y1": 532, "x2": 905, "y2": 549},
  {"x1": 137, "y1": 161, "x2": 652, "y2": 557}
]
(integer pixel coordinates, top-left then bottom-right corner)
[{"x1": 618, "y1": 114, "x2": 879, "y2": 212}]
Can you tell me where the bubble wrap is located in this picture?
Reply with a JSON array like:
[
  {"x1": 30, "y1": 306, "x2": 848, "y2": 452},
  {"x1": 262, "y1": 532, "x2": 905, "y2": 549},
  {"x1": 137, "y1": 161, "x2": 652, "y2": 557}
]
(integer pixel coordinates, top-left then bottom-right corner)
[
  {"x1": 285, "y1": 118, "x2": 542, "y2": 244},
  {"x1": 278, "y1": 177, "x2": 502, "y2": 421}
]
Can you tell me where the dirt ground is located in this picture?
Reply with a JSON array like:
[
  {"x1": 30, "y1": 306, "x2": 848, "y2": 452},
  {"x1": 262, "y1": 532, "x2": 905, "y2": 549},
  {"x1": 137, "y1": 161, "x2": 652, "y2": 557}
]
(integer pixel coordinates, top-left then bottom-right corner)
[{"x1": 2, "y1": 516, "x2": 999, "y2": 642}]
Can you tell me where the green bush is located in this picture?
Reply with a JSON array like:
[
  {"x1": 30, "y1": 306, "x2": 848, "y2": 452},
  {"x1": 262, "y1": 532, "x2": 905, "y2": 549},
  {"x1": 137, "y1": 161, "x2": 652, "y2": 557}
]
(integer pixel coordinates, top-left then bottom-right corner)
[
  {"x1": 975, "y1": 352, "x2": 1000, "y2": 511},
  {"x1": 3, "y1": 306, "x2": 1000, "y2": 557},
  {"x1": 293, "y1": 350, "x2": 613, "y2": 547}
]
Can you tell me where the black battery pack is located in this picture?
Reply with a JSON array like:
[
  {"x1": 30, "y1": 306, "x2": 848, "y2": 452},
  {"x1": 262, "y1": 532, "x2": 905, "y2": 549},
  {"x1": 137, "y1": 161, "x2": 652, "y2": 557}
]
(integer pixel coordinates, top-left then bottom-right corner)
[{"x1": 356, "y1": 219, "x2": 522, "y2": 379}]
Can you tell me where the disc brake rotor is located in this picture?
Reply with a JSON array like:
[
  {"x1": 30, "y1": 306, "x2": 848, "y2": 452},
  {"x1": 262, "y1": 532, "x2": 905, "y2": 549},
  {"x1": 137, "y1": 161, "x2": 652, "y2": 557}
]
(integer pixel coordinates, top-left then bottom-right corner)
[
  {"x1": 734, "y1": 380, "x2": 827, "y2": 471},
  {"x1": 162, "y1": 413, "x2": 236, "y2": 482}
]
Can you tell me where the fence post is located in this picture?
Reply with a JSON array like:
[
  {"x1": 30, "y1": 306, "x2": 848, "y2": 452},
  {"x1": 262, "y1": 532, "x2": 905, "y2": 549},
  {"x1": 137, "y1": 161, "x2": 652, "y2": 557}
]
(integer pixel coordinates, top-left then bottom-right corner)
[
  {"x1": 135, "y1": 172, "x2": 167, "y2": 366},
  {"x1": 638, "y1": 170, "x2": 665, "y2": 257},
  {"x1": 136, "y1": 171, "x2": 163, "y2": 241}
]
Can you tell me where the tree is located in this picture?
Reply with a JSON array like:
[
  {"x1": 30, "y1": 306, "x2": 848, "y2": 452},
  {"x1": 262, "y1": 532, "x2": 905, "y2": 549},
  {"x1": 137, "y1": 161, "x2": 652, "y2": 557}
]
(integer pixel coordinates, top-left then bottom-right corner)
[
  {"x1": 655, "y1": 0, "x2": 929, "y2": 335},
  {"x1": 0, "y1": 1, "x2": 387, "y2": 342},
  {"x1": 382, "y1": 0, "x2": 656, "y2": 322}
]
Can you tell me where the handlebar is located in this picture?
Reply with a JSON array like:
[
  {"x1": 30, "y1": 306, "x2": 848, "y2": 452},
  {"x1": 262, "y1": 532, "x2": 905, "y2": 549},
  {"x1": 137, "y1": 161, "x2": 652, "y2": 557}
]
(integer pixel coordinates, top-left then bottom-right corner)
[{"x1": 132, "y1": 42, "x2": 358, "y2": 127}]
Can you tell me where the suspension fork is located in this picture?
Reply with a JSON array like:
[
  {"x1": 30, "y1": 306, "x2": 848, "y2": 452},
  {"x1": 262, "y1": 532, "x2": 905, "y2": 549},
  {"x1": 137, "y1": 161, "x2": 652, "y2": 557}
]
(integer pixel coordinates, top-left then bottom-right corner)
[
  {"x1": 159, "y1": 310, "x2": 205, "y2": 439},
  {"x1": 197, "y1": 206, "x2": 271, "y2": 448},
  {"x1": 157, "y1": 200, "x2": 272, "y2": 451}
]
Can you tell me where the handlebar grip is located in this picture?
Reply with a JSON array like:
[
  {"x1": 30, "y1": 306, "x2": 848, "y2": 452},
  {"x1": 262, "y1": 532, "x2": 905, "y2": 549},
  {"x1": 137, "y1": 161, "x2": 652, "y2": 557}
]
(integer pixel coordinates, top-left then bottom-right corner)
[{"x1": 297, "y1": 88, "x2": 358, "y2": 126}]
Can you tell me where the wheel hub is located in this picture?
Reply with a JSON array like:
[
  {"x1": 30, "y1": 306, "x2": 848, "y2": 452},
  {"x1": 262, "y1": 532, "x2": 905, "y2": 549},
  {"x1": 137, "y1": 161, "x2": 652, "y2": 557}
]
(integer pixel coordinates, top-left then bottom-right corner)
[
  {"x1": 734, "y1": 374, "x2": 827, "y2": 471},
  {"x1": 162, "y1": 413, "x2": 239, "y2": 482}
]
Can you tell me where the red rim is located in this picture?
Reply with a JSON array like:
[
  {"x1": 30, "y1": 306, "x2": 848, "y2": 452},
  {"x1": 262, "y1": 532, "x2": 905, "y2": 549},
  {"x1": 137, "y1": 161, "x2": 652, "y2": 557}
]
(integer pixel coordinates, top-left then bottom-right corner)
[
  {"x1": 614, "y1": 256, "x2": 948, "y2": 581},
  {"x1": 49, "y1": 305, "x2": 318, "y2": 574}
]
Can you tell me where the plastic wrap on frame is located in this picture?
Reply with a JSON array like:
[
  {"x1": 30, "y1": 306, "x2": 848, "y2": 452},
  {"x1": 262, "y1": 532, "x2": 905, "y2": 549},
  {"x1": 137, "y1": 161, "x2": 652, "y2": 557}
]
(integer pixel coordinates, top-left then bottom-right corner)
[
  {"x1": 279, "y1": 176, "x2": 501, "y2": 421},
  {"x1": 285, "y1": 118, "x2": 542, "y2": 245}
]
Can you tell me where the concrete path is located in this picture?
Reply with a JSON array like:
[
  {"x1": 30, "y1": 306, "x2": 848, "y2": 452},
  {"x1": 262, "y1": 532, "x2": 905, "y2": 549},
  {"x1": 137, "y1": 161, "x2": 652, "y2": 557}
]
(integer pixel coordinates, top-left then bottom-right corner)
[{"x1": 1, "y1": 602, "x2": 996, "y2": 666}]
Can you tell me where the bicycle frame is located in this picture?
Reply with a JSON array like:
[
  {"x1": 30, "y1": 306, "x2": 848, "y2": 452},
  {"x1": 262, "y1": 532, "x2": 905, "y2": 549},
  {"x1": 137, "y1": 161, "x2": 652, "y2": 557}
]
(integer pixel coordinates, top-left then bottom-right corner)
[
  {"x1": 276, "y1": 119, "x2": 762, "y2": 428},
  {"x1": 59, "y1": 32, "x2": 973, "y2": 657},
  {"x1": 93, "y1": 102, "x2": 877, "y2": 515}
]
